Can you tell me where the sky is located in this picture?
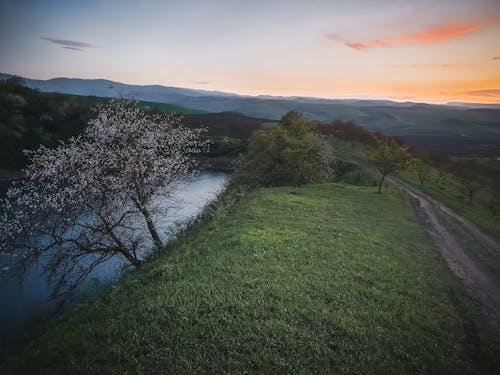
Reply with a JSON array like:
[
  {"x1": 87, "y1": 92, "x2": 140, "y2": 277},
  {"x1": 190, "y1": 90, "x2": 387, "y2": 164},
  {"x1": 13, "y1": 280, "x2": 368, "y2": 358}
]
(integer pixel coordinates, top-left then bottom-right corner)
[{"x1": 1, "y1": 0, "x2": 500, "y2": 103}]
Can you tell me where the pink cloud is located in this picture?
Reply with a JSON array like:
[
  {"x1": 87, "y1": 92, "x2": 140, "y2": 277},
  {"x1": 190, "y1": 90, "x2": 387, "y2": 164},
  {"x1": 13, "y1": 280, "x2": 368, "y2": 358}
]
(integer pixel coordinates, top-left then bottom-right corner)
[{"x1": 328, "y1": 15, "x2": 500, "y2": 50}]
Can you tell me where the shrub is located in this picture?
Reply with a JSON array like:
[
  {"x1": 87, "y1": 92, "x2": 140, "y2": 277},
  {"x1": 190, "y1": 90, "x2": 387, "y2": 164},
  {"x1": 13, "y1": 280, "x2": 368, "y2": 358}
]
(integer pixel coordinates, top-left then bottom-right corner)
[{"x1": 233, "y1": 111, "x2": 339, "y2": 188}]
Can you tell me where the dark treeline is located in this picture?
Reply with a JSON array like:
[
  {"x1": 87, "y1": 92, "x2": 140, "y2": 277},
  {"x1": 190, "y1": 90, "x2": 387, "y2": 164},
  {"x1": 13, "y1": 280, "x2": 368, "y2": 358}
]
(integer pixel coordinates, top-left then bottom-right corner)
[{"x1": 0, "y1": 77, "x2": 98, "y2": 168}]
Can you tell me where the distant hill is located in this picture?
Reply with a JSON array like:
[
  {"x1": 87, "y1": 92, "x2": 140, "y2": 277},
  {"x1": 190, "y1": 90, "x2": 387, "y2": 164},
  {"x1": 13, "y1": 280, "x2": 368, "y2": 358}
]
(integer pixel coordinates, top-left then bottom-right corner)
[
  {"x1": 0, "y1": 77, "x2": 270, "y2": 169},
  {"x1": 182, "y1": 112, "x2": 269, "y2": 139},
  {"x1": 2, "y1": 73, "x2": 500, "y2": 155},
  {"x1": 446, "y1": 102, "x2": 500, "y2": 109}
]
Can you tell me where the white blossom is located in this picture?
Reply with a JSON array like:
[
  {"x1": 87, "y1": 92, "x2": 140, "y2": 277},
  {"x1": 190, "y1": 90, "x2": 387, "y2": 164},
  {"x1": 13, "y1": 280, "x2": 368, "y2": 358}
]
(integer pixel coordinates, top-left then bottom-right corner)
[{"x1": 0, "y1": 100, "x2": 207, "y2": 304}]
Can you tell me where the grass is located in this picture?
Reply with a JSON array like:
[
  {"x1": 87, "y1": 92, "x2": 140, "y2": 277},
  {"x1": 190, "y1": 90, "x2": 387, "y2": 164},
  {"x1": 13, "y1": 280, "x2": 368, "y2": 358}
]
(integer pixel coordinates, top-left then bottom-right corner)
[
  {"x1": 336, "y1": 163, "x2": 379, "y2": 187},
  {"x1": 1, "y1": 183, "x2": 497, "y2": 374},
  {"x1": 330, "y1": 138, "x2": 500, "y2": 239}
]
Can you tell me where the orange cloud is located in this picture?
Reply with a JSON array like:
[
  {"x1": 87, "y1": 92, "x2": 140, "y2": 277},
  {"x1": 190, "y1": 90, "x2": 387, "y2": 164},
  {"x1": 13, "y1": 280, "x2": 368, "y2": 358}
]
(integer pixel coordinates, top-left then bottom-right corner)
[
  {"x1": 463, "y1": 89, "x2": 500, "y2": 97},
  {"x1": 392, "y1": 62, "x2": 476, "y2": 69},
  {"x1": 334, "y1": 16, "x2": 500, "y2": 50}
]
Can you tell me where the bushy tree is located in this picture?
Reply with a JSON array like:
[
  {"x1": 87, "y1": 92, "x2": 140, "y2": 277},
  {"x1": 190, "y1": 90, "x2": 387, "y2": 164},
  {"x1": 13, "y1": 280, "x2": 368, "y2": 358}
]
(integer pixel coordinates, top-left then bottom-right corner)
[
  {"x1": 234, "y1": 111, "x2": 339, "y2": 188},
  {"x1": 413, "y1": 158, "x2": 432, "y2": 187},
  {"x1": 370, "y1": 134, "x2": 412, "y2": 193},
  {"x1": 0, "y1": 100, "x2": 206, "y2": 303}
]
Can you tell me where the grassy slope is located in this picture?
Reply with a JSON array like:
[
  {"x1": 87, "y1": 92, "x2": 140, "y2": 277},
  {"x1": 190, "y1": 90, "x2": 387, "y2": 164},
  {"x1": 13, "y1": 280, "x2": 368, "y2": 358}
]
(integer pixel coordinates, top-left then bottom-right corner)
[{"x1": 2, "y1": 184, "x2": 495, "y2": 374}]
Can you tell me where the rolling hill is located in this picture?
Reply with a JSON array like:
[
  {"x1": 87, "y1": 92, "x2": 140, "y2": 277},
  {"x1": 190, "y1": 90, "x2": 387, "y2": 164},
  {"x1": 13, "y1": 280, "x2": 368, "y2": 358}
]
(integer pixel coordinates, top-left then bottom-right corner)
[{"x1": 2, "y1": 73, "x2": 500, "y2": 155}]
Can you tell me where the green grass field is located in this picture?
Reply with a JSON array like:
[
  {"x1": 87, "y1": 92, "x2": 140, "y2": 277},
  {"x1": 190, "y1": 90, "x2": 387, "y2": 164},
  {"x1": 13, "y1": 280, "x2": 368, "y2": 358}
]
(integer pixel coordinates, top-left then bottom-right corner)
[{"x1": 2, "y1": 184, "x2": 497, "y2": 374}]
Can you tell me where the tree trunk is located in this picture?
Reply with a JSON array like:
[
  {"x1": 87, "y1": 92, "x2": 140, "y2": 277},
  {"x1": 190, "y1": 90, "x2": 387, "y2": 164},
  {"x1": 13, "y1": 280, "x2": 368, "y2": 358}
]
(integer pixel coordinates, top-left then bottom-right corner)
[
  {"x1": 119, "y1": 249, "x2": 142, "y2": 268},
  {"x1": 133, "y1": 200, "x2": 163, "y2": 251},
  {"x1": 378, "y1": 173, "x2": 386, "y2": 194}
]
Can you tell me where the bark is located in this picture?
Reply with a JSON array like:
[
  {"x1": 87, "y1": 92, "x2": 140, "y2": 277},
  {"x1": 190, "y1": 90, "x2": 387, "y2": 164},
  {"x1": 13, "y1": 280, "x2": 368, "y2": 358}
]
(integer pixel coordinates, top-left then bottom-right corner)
[
  {"x1": 378, "y1": 173, "x2": 386, "y2": 194},
  {"x1": 132, "y1": 198, "x2": 163, "y2": 251},
  {"x1": 119, "y1": 248, "x2": 141, "y2": 268}
]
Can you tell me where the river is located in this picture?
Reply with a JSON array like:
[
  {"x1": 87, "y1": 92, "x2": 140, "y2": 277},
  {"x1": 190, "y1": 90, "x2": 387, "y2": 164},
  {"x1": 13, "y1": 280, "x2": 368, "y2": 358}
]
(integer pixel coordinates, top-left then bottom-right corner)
[{"x1": 0, "y1": 171, "x2": 228, "y2": 343}]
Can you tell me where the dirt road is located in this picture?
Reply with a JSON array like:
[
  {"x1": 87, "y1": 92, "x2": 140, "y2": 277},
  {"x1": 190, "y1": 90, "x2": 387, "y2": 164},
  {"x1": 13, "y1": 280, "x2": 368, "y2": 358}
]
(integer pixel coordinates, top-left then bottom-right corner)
[
  {"x1": 387, "y1": 175, "x2": 500, "y2": 334},
  {"x1": 350, "y1": 159, "x2": 500, "y2": 334}
]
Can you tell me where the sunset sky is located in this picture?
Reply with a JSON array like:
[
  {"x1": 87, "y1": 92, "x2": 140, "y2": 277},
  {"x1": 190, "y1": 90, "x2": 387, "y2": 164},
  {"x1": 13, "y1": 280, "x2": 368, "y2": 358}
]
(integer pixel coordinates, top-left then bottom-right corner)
[{"x1": 1, "y1": 0, "x2": 500, "y2": 103}]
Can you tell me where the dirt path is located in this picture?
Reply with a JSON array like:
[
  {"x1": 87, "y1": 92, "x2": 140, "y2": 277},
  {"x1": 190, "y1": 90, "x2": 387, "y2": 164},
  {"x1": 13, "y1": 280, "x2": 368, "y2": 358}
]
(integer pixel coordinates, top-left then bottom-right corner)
[
  {"x1": 349, "y1": 158, "x2": 500, "y2": 334},
  {"x1": 387, "y1": 176, "x2": 500, "y2": 256},
  {"x1": 386, "y1": 175, "x2": 500, "y2": 334}
]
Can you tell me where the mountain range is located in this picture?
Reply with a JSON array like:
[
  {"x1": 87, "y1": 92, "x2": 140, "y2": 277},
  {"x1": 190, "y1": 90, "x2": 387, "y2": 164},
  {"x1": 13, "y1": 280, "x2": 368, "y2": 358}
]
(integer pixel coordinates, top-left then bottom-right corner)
[{"x1": 2, "y1": 73, "x2": 500, "y2": 155}]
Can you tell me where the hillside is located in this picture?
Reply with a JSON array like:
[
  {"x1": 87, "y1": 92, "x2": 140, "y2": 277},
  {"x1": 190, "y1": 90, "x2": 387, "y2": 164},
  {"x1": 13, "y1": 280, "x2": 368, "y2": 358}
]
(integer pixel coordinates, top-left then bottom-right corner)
[
  {"x1": 0, "y1": 79, "x2": 267, "y2": 169},
  {"x1": 2, "y1": 184, "x2": 497, "y2": 374},
  {"x1": 182, "y1": 112, "x2": 269, "y2": 138},
  {"x1": 3, "y1": 73, "x2": 500, "y2": 156}
]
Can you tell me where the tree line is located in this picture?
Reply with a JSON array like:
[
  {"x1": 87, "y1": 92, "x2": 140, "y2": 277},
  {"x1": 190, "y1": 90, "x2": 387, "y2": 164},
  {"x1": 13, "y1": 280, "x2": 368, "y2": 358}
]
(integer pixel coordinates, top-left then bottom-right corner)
[
  {"x1": 0, "y1": 76, "x2": 98, "y2": 169},
  {"x1": 317, "y1": 120, "x2": 499, "y2": 214}
]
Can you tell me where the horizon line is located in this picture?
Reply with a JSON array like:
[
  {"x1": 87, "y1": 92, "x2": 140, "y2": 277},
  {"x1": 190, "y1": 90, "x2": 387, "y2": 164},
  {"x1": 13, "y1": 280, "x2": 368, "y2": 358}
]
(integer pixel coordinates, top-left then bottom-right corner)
[{"x1": 2, "y1": 71, "x2": 499, "y2": 106}]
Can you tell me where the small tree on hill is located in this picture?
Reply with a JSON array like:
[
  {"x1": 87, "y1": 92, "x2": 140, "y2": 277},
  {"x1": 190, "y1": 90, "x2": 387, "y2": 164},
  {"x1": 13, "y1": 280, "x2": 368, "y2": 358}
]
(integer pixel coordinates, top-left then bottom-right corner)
[
  {"x1": 370, "y1": 134, "x2": 412, "y2": 193},
  {"x1": 234, "y1": 111, "x2": 339, "y2": 188},
  {"x1": 0, "y1": 100, "x2": 207, "y2": 304},
  {"x1": 413, "y1": 158, "x2": 432, "y2": 187}
]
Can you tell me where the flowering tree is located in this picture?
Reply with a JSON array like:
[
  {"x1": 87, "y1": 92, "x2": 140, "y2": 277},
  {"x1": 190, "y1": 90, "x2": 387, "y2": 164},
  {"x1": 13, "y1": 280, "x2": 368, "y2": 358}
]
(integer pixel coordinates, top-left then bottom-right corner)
[{"x1": 0, "y1": 100, "x2": 207, "y2": 302}]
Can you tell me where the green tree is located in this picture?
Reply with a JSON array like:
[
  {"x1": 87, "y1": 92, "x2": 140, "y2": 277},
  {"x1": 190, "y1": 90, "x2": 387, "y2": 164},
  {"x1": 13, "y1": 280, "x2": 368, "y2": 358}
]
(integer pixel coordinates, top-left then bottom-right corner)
[
  {"x1": 234, "y1": 111, "x2": 338, "y2": 188},
  {"x1": 413, "y1": 158, "x2": 432, "y2": 187},
  {"x1": 370, "y1": 134, "x2": 412, "y2": 194}
]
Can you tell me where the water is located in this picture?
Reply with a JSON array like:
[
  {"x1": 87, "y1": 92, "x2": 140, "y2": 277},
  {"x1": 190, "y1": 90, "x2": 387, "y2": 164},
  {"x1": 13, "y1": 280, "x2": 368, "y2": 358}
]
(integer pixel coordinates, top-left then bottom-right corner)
[{"x1": 0, "y1": 172, "x2": 227, "y2": 342}]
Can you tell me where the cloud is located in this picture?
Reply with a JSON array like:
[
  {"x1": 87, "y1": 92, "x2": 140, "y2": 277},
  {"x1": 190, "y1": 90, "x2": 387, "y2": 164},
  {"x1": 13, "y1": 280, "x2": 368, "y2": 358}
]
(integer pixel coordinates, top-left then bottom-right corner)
[
  {"x1": 463, "y1": 89, "x2": 500, "y2": 97},
  {"x1": 392, "y1": 62, "x2": 476, "y2": 69},
  {"x1": 328, "y1": 15, "x2": 500, "y2": 50},
  {"x1": 192, "y1": 80, "x2": 211, "y2": 85},
  {"x1": 41, "y1": 37, "x2": 96, "y2": 51},
  {"x1": 62, "y1": 46, "x2": 86, "y2": 51}
]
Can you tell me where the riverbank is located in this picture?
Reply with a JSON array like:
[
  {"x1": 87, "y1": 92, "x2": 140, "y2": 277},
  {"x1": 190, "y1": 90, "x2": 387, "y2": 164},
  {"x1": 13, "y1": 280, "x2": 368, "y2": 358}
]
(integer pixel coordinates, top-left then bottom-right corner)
[
  {"x1": 0, "y1": 172, "x2": 228, "y2": 345},
  {"x1": 2, "y1": 183, "x2": 498, "y2": 374}
]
